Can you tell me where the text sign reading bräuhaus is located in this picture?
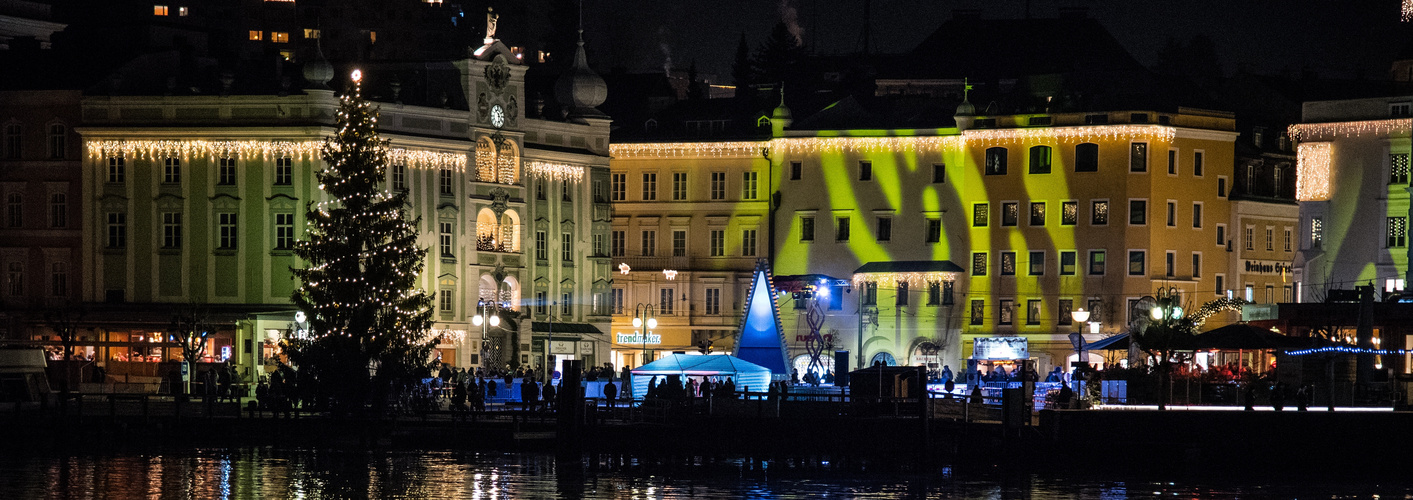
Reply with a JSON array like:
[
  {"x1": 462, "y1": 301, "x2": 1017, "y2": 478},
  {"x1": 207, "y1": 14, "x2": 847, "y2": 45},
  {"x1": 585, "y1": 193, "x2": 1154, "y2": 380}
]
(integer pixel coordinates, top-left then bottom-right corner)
[
  {"x1": 1244, "y1": 260, "x2": 1292, "y2": 276},
  {"x1": 616, "y1": 332, "x2": 662, "y2": 345}
]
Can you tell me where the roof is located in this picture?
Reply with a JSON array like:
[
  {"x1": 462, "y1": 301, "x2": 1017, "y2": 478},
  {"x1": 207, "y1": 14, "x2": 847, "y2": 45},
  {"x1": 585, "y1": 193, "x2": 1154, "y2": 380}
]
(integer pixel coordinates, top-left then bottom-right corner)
[
  {"x1": 854, "y1": 260, "x2": 965, "y2": 274},
  {"x1": 630, "y1": 353, "x2": 770, "y2": 376},
  {"x1": 1084, "y1": 333, "x2": 1131, "y2": 351},
  {"x1": 530, "y1": 322, "x2": 603, "y2": 334},
  {"x1": 1193, "y1": 324, "x2": 1311, "y2": 350}
]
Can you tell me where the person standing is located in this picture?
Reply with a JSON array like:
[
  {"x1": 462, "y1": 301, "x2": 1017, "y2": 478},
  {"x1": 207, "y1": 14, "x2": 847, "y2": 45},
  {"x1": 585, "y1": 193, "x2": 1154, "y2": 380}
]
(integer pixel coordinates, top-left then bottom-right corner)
[
  {"x1": 522, "y1": 376, "x2": 539, "y2": 412},
  {"x1": 603, "y1": 381, "x2": 618, "y2": 408}
]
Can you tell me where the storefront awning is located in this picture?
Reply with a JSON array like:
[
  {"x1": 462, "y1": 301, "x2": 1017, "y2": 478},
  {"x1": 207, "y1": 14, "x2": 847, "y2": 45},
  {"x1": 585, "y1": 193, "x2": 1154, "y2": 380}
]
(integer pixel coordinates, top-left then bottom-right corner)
[{"x1": 531, "y1": 322, "x2": 603, "y2": 334}]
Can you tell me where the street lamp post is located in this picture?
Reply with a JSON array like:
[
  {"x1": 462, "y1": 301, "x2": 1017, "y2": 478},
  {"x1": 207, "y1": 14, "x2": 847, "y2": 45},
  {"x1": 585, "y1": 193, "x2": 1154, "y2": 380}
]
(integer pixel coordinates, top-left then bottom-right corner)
[
  {"x1": 1068, "y1": 308, "x2": 1091, "y2": 406},
  {"x1": 1147, "y1": 288, "x2": 1184, "y2": 410},
  {"x1": 472, "y1": 299, "x2": 501, "y2": 370},
  {"x1": 632, "y1": 303, "x2": 657, "y2": 368}
]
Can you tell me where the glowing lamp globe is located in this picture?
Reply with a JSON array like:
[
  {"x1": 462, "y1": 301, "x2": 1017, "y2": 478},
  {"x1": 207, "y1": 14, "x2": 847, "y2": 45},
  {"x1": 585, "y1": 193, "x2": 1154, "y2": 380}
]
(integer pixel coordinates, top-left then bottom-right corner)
[
  {"x1": 1150, "y1": 307, "x2": 1164, "y2": 320},
  {"x1": 489, "y1": 315, "x2": 500, "y2": 327},
  {"x1": 472, "y1": 315, "x2": 484, "y2": 326},
  {"x1": 1171, "y1": 307, "x2": 1183, "y2": 320},
  {"x1": 1070, "y1": 308, "x2": 1090, "y2": 324},
  {"x1": 632, "y1": 318, "x2": 642, "y2": 328},
  {"x1": 647, "y1": 318, "x2": 658, "y2": 329}
]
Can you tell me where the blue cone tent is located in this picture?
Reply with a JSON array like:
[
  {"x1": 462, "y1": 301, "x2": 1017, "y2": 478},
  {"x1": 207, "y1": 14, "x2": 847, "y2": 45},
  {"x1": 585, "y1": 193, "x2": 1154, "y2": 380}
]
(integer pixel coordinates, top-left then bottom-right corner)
[{"x1": 630, "y1": 354, "x2": 772, "y2": 398}]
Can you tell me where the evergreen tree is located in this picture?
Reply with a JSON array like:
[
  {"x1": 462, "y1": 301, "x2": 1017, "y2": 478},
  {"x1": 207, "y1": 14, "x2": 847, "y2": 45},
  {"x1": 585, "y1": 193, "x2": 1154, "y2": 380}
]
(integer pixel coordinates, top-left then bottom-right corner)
[
  {"x1": 687, "y1": 60, "x2": 706, "y2": 101},
  {"x1": 290, "y1": 73, "x2": 436, "y2": 412},
  {"x1": 732, "y1": 32, "x2": 753, "y2": 100},
  {"x1": 754, "y1": 22, "x2": 805, "y2": 90}
]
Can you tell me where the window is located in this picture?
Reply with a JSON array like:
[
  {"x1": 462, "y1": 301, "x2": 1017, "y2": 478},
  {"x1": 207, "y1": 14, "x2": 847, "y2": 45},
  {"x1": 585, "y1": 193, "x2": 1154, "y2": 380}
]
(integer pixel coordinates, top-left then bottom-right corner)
[
  {"x1": 1129, "y1": 200, "x2": 1146, "y2": 225},
  {"x1": 1060, "y1": 201, "x2": 1078, "y2": 226},
  {"x1": 7, "y1": 262, "x2": 21, "y2": 296},
  {"x1": 275, "y1": 213, "x2": 294, "y2": 250},
  {"x1": 790, "y1": 161, "x2": 802, "y2": 180},
  {"x1": 999, "y1": 299, "x2": 1014, "y2": 325},
  {"x1": 925, "y1": 218, "x2": 941, "y2": 242},
  {"x1": 859, "y1": 161, "x2": 873, "y2": 181},
  {"x1": 1311, "y1": 217, "x2": 1324, "y2": 249},
  {"x1": 1265, "y1": 285, "x2": 1274, "y2": 304},
  {"x1": 1393, "y1": 102, "x2": 1412, "y2": 117},
  {"x1": 640, "y1": 230, "x2": 656, "y2": 256},
  {"x1": 271, "y1": 32, "x2": 290, "y2": 43},
  {"x1": 1001, "y1": 202, "x2": 1018, "y2": 227},
  {"x1": 248, "y1": 30, "x2": 262, "y2": 41},
  {"x1": 672, "y1": 230, "x2": 686, "y2": 257},
  {"x1": 107, "y1": 213, "x2": 127, "y2": 249},
  {"x1": 985, "y1": 147, "x2": 1008, "y2": 175},
  {"x1": 536, "y1": 291, "x2": 548, "y2": 315},
  {"x1": 1060, "y1": 251, "x2": 1076, "y2": 275},
  {"x1": 1130, "y1": 142, "x2": 1147, "y2": 172},
  {"x1": 1166, "y1": 201, "x2": 1176, "y2": 227},
  {"x1": 1216, "y1": 224, "x2": 1227, "y2": 247},
  {"x1": 1128, "y1": 250, "x2": 1145, "y2": 276},
  {"x1": 1029, "y1": 202, "x2": 1045, "y2": 226},
  {"x1": 1167, "y1": 149, "x2": 1177, "y2": 175},
  {"x1": 1029, "y1": 251, "x2": 1044, "y2": 275},
  {"x1": 1001, "y1": 252, "x2": 1016, "y2": 276},
  {"x1": 1075, "y1": 143, "x2": 1099, "y2": 172},
  {"x1": 48, "y1": 193, "x2": 65, "y2": 228},
  {"x1": 154, "y1": 5, "x2": 169, "y2": 16},
  {"x1": 440, "y1": 291, "x2": 454, "y2": 312},
  {"x1": 641, "y1": 173, "x2": 657, "y2": 200},
  {"x1": 304, "y1": 28, "x2": 321, "y2": 39},
  {"x1": 1284, "y1": 227, "x2": 1292, "y2": 252},
  {"x1": 218, "y1": 213, "x2": 237, "y2": 250},
  {"x1": 612, "y1": 288, "x2": 624, "y2": 315},
  {"x1": 876, "y1": 217, "x2": 891, "y2": 242},
  {"x1": 47, "y1": 124, "x2": 64, "y2": 159},
  {"x1": 970, "y1": 300, "x2": 985, "y2": 325},
  {"x1": 163, "y1": 157, "x2": 181, "y2": 183},
  {"x1": 50, "y1": 262, "x2": 66, "y2": 297},
  {"x1": 973, "y1": 204, "x2": 989, "y2": 227},
  {"x1": 863, "y1": 282, "x2": 877, "y2": 306},
  {"x1": 593, "y1": 233, "x2": 605, "y2": 256},
  {"x1": 1058, "y1": 299, "x2": 1074, "y2": 326},
  {"x1": 275, "y1": 157, "x2": 293, "y2": 186},
  {"x1": 710, "y1": 172, "x2": 725, "y2": 200},
  {"x1": 6, "y1": 193, "x2": 20, "y2": 227},
  {"x1": 671, "y1": 172, "x2": 687, "y2": 200},
  {"x1": 1089, "y1": 251, "x2": 1106, "y2": 275},
  {"x1": 1266, "y1": 227, "x2": 1274, "y2": 251},
  {"x1": 535, "y1": 181, "x2": 545, "y2": 200},
  {"x1": 611, "y1": 230, "x2": 625, "y2": 257},
  {"x1": 611, "y1": 173, "x2": 625, "y2": 201},
  {"x1": 108, "y1": 155, "x2": 126, "y2": 183},
  {"x1": 1192, "y1": 203, "x2": 1203, "y2": 228},
  {"x1": 1390, "y1": 217, "x2": 1407, "y2": 248},
  {"x1": 216, "y1": 157, "x2": 236, "y2": 185},
  {"x1": 927, "y1": 282, "x2": 940, "y2": 306},
  {"x1": 439, "y1": 167, "x2": 453, "y2": 194},
  {"x1": 659, "y1": 288, "x2": 675, "y2": 315},
  {"x1": 1091, "y1": 200, "x2": 1109, "y2": 225},
  {"x1": 942, "y1": 281, "x2": 955, "y2": 305},
  {"x1": 1394, "y1": 154, "x2": 1411, "y2": 185},
  {"x1": 835, "y1": 217, "x2": 850, "y2": 241},
  {"x1": 1193, "y1": 151, "x2": 1204, "y2": 176},
  {"x1": 932, "y1": 163, "x2": 946, "y2": 183},
  {"x1": 439, "y1": 222, "x2": 454, "y2": 257},
  {"x1": 562, "y1": 232, "x2": 573, "y2": 261},
  {"x1": 742, "y1": 229, "x2": 757, "y2": 256},
  {"x1": 3, "y1": 123, "x2": 20, "y2": 159},
  {"x1": 593, "y1": 179, "x2": 605, "y2": 203},
  {"x1": 706, "y1": 288, "x2": 721, "y2": 315},
  {"x1": 1218, "y1": 177, "x2": 1227, "y2": 197},
  {"x1": 1028, "y1": 146, "x2": 1052, "y2": 174},
  {"x1": 535, "y1": 231, "x2": 548, "y2": 260},
  {"x1": 709, "y1": 230, "x2": 724, "y2": 256},
  {"x1": 1274, "y1": 167, "x2": 1285, "y2": 195},
  {"x1": 1026, "y1": 299, "x2": 1042, "y2": 325},
  {"x1": 1245, "y1": 226, "x2": 1255, "y2": 250},
  {"x1": 1247, "y1": 165, "x2": 1256, "y2": 194},
  {"x1": 162, "y1": 212, "x2": 183, "y2": 248},
  {"x1": 391, "y1": 164, "x2": 406, "y2": 191},
  {"x1": 1165, "y1": 251, "x2": 1175, "y2": 277},
  {"x1": 896, "y1": 282, "x2": 909, "y2": 306},
  {"x1": 1216, "y1": 274, "x2": 1225, "y2": 295},
  {"x1": 742, "y1": 172, "x2": 758, "y2": 199},
  {"x1": 1191, "y1": 253, "x2": 1201, "y2": 279},
  {"x1": 800, "y1": 216, "x2": 815, "y2": 241},
  {"x1": 972, "y1": 252, "x2": 988, "y2": 276}
]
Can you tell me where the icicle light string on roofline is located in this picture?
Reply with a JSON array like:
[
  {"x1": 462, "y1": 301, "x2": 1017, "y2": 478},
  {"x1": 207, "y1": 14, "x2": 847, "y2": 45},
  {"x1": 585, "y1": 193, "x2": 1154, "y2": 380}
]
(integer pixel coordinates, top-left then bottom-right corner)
[
  {"x1": 525, "y1": 161, "x2": 585, "y2": 183},
  {"x1": 852, "y1": 272, "x2": 960, "y2": 288},
  {"x1": 87, "y1": 140, "x2": 465, "y2": 171},
  {"x1": 609, "y1": 126, "x2": 1177, "y2": 158},
  {"x1": 1288, "y1": 119, "x2": 1413, "y2": 141}
]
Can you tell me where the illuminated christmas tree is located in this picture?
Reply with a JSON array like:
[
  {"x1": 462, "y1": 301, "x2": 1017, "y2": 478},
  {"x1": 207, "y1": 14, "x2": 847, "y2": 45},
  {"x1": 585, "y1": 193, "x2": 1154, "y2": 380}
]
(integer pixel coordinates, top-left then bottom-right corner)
[{"x1": 290, "y1": 70, "x2": 435, "y2": 410}]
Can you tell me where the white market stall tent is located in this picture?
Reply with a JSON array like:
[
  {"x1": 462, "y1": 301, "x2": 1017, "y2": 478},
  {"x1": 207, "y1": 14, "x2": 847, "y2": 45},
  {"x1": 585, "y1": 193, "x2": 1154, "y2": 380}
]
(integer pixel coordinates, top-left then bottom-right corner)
[{"x1": 630, "y1": 354, "x2": 771, "y2": 399}]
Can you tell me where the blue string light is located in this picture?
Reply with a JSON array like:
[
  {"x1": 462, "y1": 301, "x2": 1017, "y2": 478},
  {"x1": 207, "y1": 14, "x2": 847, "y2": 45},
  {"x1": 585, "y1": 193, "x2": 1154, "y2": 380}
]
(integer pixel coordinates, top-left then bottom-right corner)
[{"x1": 1285, "y1": 346, "x2": 1411, "y2": 356}]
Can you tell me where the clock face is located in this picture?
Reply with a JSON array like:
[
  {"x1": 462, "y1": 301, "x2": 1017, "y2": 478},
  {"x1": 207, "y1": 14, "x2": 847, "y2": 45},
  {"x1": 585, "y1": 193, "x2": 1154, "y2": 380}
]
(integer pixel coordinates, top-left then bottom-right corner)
[{"x1": 490, "y1": 104, "x2": 505, "y2": 128}]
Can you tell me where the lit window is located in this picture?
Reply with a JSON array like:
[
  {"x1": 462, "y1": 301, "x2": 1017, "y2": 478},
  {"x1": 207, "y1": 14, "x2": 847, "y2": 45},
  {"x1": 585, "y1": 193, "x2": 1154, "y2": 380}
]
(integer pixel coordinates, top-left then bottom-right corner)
[
  {"x1": 154, "y1": 5, "x2": 169, "y2": 16},
  {"x1": 279, "y1": 50, "x2": 294, "y2": 61},
  {"x1": 303, "y1": 29, "x2": 321, "y2": 39},
  {"x1": 178, "y1": 6, "x2": 188, "y2": 16},
  {"x1": 249, "y1": 31, "x2": 262, "y2": 41},
  {"x1": 271, "y1": 32, "x2": 290, "y2": 43},
  {"x1": 369, "y1": 31, "x2": 377, "y2": 43}
]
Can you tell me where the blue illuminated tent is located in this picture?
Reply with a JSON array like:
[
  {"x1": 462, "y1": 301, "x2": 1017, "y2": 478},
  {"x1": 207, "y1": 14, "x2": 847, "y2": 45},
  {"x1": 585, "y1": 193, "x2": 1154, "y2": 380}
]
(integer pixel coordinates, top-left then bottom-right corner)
[
  {"x1": 733, "y1": 261, "x2": 790, "y2": 379},
  {"x1": 630, "y1": 354, "x2": 772, "y2": 398}
]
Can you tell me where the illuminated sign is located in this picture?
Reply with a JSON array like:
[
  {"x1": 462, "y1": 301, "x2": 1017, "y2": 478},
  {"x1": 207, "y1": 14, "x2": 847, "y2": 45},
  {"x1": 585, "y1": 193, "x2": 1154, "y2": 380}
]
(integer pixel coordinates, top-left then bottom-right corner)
[
  {"x1": 221, "y1": 346, "x2": 232, "y2": 360},
  {"x1": 616, "y1": 332, "x2": 661, "y2": 345},
  {"x1": 1243, "y1": 260, "x2": 1292, "y2": 276},
  {"x1": 973, "y1": 337, "x2": 1029, "y2": 360}
]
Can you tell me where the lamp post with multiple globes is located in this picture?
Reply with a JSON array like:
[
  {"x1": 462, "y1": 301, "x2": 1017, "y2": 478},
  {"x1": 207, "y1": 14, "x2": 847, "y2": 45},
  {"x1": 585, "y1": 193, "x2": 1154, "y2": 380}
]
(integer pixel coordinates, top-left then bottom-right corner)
[
  {"x1": 472, "y1": 299, "x2": 500, "y2": 369},
  {"x1": 632, "y1": 303, "x2": 657, "y2": 368}
]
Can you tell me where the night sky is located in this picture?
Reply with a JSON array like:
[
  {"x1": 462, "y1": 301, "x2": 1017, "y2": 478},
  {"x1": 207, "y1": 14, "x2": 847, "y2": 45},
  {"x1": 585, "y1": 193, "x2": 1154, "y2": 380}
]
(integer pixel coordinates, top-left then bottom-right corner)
[{"x1": 563, "y1": 0, "x2": 1413, "y2": 82}]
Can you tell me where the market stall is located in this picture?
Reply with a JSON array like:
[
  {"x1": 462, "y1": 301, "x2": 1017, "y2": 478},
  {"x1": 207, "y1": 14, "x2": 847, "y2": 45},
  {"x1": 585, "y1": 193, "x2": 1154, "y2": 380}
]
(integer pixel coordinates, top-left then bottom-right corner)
[{"x1": 630, "y1": 354, "x2": 771, "y2": 399}]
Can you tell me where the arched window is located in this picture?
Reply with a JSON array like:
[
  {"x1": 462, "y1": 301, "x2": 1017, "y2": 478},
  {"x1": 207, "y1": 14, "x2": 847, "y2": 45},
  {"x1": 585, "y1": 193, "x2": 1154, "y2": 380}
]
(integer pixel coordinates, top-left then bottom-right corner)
[
  {"x1": 474, "y1": 137, "x2": 520, "y2": 184},
  {"x1": 1028, "y1": 145, "x2": 1052, "y2": 174},
  {"x1": 1074, "y1": 143, "x2": 1099, "y2": 172},
  {"x1": 984, "y1": 147, "x2": 1007, "y2": 175},
  {"x1": 475, "y1": 208, "x2": 521, "y2": 252}
]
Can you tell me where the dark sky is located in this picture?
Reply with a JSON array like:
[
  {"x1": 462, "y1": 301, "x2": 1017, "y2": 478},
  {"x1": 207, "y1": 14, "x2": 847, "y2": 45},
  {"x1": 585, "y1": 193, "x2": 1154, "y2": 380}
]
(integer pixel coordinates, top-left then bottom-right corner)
[{"x1": 556, "y1": 0, "x2": 1413, "y2": 82}]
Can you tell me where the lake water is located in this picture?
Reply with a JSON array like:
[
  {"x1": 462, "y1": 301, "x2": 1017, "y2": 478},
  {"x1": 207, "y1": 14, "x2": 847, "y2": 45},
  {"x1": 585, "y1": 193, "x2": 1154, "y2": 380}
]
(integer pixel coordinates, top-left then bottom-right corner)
[{"x1": 0, "y1": 448, "x2": 1407, "y2": 499}]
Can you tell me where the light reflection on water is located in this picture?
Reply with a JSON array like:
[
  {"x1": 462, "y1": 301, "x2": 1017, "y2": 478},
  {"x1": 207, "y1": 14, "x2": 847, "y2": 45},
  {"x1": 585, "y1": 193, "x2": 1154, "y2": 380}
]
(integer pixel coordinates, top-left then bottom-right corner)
[{"x1": 0, "y1": 448, "x2": 1409, "y2": 499}]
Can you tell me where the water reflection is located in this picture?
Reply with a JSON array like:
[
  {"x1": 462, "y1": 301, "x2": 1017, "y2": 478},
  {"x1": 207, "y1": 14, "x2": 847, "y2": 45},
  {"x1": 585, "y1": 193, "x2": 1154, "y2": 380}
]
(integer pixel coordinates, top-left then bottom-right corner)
[{"x1": 0, "y1": 449, "x2": 1409, "y2": 499}]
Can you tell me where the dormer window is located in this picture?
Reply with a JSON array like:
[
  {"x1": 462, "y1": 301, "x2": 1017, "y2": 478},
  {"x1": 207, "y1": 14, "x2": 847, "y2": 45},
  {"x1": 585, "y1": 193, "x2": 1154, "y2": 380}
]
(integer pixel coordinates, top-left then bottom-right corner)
[
  {"x1": 644, "y1": 119, "x2": 658, "y2": 132},
  {"x1": 1392, "y1": 102, "x2": 1412, "y2": 118},
  {"x1": 757, "y1": 116, "x2": 770, "y2": 127}
]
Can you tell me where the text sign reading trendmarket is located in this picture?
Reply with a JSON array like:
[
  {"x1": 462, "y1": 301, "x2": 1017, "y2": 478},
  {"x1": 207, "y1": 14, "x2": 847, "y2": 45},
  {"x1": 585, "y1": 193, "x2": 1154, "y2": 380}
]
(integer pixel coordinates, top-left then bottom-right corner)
[{"x1": 616, "y1": 332, "x2": 662, "y2": 345}]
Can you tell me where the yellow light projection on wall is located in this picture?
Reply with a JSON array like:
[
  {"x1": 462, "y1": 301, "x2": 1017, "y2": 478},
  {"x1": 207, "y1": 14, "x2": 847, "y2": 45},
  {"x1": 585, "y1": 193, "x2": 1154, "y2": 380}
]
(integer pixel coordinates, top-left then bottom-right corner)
[{"x1": 1296, "y1": 142, "x2": 1332, "y2": 201}]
